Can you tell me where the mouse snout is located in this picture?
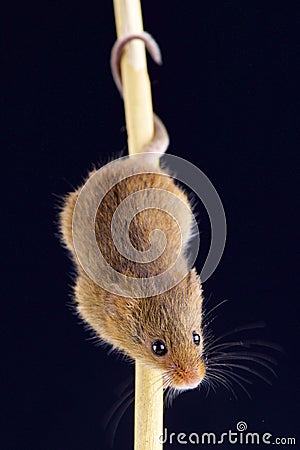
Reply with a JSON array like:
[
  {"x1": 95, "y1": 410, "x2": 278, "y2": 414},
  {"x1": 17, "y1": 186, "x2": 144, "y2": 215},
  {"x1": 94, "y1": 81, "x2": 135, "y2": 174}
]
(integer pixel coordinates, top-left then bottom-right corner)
[{"x1": 169, "y1": 360, "x2": 206, "y2": 390}]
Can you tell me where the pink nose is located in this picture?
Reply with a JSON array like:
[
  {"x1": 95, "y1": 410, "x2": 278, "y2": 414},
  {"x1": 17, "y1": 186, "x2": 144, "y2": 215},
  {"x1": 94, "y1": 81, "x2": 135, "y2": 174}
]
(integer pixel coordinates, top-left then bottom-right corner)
[
  {"x1": 171, "y1": 362, "x2": 206, "y2": 390},
  {"x1": 181, "y1": 372, "x2": 202, "y2": 389}
]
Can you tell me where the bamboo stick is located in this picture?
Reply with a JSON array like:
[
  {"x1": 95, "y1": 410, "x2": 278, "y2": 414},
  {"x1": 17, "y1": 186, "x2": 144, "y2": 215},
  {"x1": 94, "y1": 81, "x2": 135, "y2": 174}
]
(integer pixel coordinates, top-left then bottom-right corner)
[
  {"x1": 112, "y1": 1, "x2": 164, "y2": 449},
  {"x1": 113, "y1": 0, "x2": 154, "y2": 155}
]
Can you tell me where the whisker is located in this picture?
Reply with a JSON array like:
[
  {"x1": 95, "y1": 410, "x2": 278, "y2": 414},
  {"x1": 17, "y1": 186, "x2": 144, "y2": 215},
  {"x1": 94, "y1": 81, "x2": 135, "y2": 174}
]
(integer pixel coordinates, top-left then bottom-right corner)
[
  {"x1": 208, "y1": 354, "x2": 277, "y2": 377},
  {"x1": 150, "y1": 373, "x2": 165, "y2": 388},
  {"x1": 204, "y1": 321, "x2": 266, "y2": 351},
  {"x1": 106, "y1": 395, "x2": 134, "y2": 448},
  {"x1": 164, "y1": 387, "x2": 172, "y2": 407},
  {"x1": 164, "y1": 387, "x2": 181, "y2": 408},
  {"x1": 202, "y1": 299, "x2": 228, "y2": 323},
  {"x1": 208, "y1": 339, "x2": 283, "y2": 353},
  {"x1": 150, "y1": 375, "x2": 167, "y2": 397},
  {"x1": 103, "y1": 387, "x2": 134, "y2": 448},
  {"x1": 200, "y1": 375, "x2": 215, "y2": 397},
  {"x1": 208, "y1": 366, "x2": 253, "y2": 385},
  {"x1": 209, "y1": 350, "x2": 277, "y2": 364},
  {"x1": 199, "y1": 376, "x2": 211, "y2": 398},
  {"x1": 102, "y1": 387, "x2": 133, "y2": 430},
  {"x1": 202, "y1": 329, "x2": 215, "y2": 349},
  {"x1": 207, "y1": 372, "x2": 237, "y2": 399},
  {"x1": 207, "y1": 367, "x2": 252, "y2": 398},
  {"x1": 208, "y1": 362, "x2": 273, "y2": 385},
  {"x1": 113, "y1": 376, "x2": 133, "y2": 396}
]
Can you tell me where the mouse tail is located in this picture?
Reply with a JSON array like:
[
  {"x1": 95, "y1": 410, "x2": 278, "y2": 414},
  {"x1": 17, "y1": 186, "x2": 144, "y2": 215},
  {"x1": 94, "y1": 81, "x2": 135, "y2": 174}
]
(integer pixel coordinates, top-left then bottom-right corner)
[{"x1": 110, "y1": 32, "x2": 169, "y2": 159}]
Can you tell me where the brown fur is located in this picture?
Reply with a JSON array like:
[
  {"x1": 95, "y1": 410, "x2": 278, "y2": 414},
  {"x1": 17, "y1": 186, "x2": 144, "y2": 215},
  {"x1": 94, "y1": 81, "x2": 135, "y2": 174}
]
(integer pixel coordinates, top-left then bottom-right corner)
[{"x1": 59, "y1": 157, "x2": 206, "y2": 389}]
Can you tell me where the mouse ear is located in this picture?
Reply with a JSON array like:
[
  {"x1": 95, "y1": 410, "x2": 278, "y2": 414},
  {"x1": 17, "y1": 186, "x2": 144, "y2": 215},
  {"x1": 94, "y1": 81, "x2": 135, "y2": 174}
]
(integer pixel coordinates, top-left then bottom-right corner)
[{"x1": 187, "y1": 268, "x2": 203, "y2": 298}]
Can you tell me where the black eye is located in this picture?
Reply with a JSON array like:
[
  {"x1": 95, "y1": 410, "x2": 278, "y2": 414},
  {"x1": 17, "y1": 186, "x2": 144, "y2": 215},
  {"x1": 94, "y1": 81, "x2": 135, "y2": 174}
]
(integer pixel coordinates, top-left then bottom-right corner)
[
  {"x1": 193, "y1": 331, "x2": 201, "y2": 346},
  {"x1": 152, "y1": 340, "x2": 167, "y2": 356}
]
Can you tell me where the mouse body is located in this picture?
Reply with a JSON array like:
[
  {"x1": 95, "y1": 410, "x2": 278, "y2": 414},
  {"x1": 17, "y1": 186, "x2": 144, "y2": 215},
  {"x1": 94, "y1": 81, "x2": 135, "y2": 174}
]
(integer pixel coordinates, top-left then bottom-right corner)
[
  {"x1": 58, "y1": 30, "x2": 280, "y2": 398},
  {"x1": 59, "y1": 156, "x2": 206, "y2": 390},
  {"x1": 59, "y1": 31, "x2": 207, "y2": 391}
]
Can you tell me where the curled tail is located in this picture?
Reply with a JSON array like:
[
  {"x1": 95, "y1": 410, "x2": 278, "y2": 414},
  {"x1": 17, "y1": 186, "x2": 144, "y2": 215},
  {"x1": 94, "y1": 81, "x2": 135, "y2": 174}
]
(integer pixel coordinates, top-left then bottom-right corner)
[{"x1": 110, "y1": 32, "x2": 169, "y2": 158}]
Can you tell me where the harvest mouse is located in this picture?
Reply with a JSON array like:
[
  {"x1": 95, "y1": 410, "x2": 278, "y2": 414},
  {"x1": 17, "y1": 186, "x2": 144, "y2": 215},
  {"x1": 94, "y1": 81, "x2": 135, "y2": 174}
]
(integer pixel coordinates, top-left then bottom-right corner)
[
  {"x1": 60, "y1": 33, "x2": 278, "y2": 395},
  {"x1": 59, "y1": 32, "x2": 206, "y2": 391}
]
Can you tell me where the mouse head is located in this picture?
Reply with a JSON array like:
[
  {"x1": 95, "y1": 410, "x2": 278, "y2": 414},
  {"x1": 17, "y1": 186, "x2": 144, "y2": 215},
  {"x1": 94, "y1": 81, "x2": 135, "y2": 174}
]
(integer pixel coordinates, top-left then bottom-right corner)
[{"x1": 112, "y1": 269, "x2": 206, "y2": 391}]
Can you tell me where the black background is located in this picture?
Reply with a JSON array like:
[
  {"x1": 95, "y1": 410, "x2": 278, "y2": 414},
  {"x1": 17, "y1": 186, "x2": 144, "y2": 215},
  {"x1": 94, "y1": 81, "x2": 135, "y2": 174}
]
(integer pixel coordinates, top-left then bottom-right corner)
[{"x1": 2, "y1": 1, "x2": 299, "y2": 449}]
